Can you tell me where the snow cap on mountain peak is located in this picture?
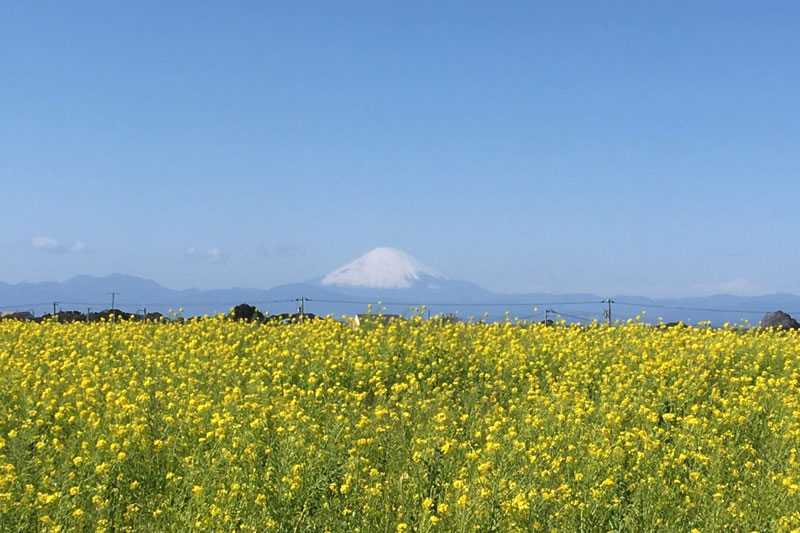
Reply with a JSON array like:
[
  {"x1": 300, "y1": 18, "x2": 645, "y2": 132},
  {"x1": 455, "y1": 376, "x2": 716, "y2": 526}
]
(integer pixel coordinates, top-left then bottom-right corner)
[{"x1": 321, "y1": 247, "x2": 442, "y2": 289}]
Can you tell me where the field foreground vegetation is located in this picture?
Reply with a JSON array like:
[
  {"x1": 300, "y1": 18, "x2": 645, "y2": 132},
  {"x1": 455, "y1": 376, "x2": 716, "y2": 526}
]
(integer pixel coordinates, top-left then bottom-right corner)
[{"x1": 1, "y1": 317, "x2": 800, "y2": 532}]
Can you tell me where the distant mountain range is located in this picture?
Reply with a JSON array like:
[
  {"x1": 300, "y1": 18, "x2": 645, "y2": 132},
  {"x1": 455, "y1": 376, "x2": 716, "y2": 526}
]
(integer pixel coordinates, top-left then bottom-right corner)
[{"x1": 2, "y1": 247, "x2": 799, "y2": 325}]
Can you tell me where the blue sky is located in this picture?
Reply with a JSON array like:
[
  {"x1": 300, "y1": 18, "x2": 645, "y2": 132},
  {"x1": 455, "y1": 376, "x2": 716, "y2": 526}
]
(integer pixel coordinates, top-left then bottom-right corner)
[{"x1": 1, "y1": 1, "x2": 799, "y2": 297}]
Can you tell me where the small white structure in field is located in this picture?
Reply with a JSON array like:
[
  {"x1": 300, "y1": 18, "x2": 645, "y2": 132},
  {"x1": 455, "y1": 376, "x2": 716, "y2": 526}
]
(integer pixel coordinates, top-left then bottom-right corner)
[{"x1": 353, "y1": 313, "x2": 402, "y2": 327}]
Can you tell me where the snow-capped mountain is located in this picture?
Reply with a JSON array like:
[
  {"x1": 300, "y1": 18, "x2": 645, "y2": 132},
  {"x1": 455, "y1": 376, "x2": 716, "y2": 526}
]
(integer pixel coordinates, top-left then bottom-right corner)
[
  {"x1": 321, "y1": 247, "x2": 443, "y2": 289},
  {"x1": 315, "y1": 247, "x2": 495, "y2": 302}
]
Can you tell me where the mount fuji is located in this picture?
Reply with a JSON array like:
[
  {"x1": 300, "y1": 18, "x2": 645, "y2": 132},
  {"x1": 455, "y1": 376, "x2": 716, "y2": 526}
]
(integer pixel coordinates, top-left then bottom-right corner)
[
  {"x1": 311, "y1": 247, "x2": 495, "y2": 303},
  {"x1": 321, "y1": 247, "x2": 441, "y2": 289}
]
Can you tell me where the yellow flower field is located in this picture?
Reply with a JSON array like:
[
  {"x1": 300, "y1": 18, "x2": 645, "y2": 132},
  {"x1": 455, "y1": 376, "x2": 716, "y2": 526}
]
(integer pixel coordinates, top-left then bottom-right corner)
[{"x1": 1, "y1": 316, "x2": 799, "y2": 532}]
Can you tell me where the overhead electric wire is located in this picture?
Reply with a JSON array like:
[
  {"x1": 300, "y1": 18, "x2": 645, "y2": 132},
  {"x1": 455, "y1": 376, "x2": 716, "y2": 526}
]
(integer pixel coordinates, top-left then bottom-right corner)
[
  {"x1": 1, "y1": 299, "x2": 298, "y2": 312},
  {"x1": 310, "y1": 298, "x2": 604, "y2": 307},
  {"x1": 614, "y1": 300, "x2": 800, "y2": 315},
  {"x1": 549, "y1": 310, "x2": 597, "y2": 323},
  {"x1": 2, "y1": 295, "x2": 798, "y2": 319},
  {"x1": 0, "y1": 302, "x2": 53, "y2": 310},
  {"x1": 112, "y1": 298, "x2": 298, "y2": 307}
]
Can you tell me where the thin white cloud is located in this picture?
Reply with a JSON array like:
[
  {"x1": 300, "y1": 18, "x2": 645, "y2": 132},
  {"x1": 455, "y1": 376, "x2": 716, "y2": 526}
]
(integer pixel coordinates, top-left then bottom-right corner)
[
  {"x1": 31, "y1": 236, "x2": 87, "y2": 254},
  {"x1": 31, "y1": 236, "x2": 59, "y2": 250},
  {"x1": 693, "y1": 277, "x2": 768, "y2": 297},
  {"x1": 256, "y1": 243, "x2": 300, "y2": 260},
  {"x1": 186, "y1": 247, "x2": 226, "y2": 264},
  {"x1": 275, "y1": 244, "x2": 300, "y2": 258}
]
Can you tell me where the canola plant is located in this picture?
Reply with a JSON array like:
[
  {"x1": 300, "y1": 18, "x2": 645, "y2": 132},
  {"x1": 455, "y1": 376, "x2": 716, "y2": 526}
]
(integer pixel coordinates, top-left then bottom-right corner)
[{"x1": 1, "y1": 315, "x2": 799, "y2": 532}]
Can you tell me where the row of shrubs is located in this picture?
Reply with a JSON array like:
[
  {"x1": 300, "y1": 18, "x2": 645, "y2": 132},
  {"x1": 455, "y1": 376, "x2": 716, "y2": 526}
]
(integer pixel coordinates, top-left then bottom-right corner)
[{"x1": 0, "y1": 304, "x2": 316, "y2": 324}]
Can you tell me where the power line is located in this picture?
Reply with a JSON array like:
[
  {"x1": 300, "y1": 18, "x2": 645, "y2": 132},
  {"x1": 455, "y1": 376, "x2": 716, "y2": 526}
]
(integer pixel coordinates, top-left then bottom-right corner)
[
  {"x1": 0, "y1": 298, "x2": 302, "y2": 314},
  {"x1": 549, "y1": 309, "x2": 598, "y2": 323},
  {"x1": 310, "y1": 298, "x2": 604, "y2": 307},
  {"x1": 0, "y1": 302, "x2": 53, "y2": 310},
  {"x1": 614, "y1": 300, "x2": 799, "y2": 315},
  {"x1": 234, "y1": 298, "x2": 298, "y2": 305},
  {"x1": 86, "y1": 298, "x2": 299, "y2": 307},
  {"x1": 2, "y1": 295, "x2": 799, "y2": 320}
]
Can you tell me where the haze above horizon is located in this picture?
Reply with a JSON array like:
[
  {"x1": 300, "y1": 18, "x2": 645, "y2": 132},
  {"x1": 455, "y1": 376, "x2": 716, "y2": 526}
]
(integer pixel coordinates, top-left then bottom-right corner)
[{"x1": 2, "y1": 2, "x2": 798, "y2": 299}]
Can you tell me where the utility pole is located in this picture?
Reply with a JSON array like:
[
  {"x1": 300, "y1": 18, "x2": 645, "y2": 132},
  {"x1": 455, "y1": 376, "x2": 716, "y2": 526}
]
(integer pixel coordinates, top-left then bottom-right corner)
[
  {"x1": 604, "y1": 299, "x2": 614, "y2": 324},
  {"x1": 53, "y1": 301, "x2": 59, "y2": 319},
  {"x1": 545, "y1": 308, "x2": 551, "y2": 325},
  {"x1": 108, "y1": 292, "x2": 119, "y2": 322},
  {"x1": 296, "y1": 296, "x2": 307, "y2": 323},
  {"x1": 87, "y1": 308, "x2": 91, "y2": 323}
]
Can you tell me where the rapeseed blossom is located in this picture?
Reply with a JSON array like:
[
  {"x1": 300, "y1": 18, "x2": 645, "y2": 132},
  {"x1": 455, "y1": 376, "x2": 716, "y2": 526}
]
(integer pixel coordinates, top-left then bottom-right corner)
[{"x1": 0, "y1": 316, "x2": 799, "y2": 530}]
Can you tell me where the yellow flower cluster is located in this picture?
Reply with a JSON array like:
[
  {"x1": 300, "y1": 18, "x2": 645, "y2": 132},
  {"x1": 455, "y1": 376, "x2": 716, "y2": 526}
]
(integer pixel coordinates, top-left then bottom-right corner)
[{"x1": 1, "y1": 316, "x2": 799, "y2": 531}]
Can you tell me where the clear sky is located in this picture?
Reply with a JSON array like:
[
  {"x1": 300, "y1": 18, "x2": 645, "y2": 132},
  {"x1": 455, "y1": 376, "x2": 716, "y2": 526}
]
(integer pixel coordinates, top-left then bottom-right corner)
[{"x1": 2, "y1": 1, "x2": 799, "y2": 297}]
